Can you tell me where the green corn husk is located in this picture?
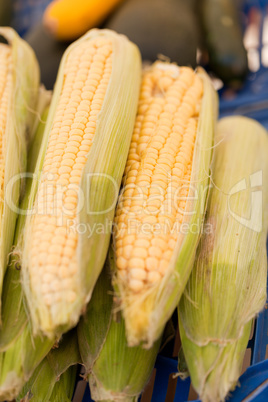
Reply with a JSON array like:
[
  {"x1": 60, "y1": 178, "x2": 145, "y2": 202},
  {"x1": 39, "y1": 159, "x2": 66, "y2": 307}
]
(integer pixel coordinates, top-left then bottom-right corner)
[
  {"x1": 77, "y1": 248, "x2": 161, "y2": 402},
  {"x1": 113, "y1": 67, "x2": 218, "y2": 348},
  {"x1": 21, "y1": 28, "x2": 142, "y2": 338},
  {"x1": 17, "y1": 330, "x2": 80, "y2": 402},
  {"x1": 0, "y1": 89, "x2": 51, "y2": 351},
  {"x1": 0, "y1": 28, "x2": 40, "y2": 310},
  {"x1": 178, "y1": 116, "x2": 268, "y2": 402},
  {"x1": 0, "y1": 98, "x2": 56, "y2": 401},
  {"x1": 0, "y1": 325, "x2": 54, "y2": 402}
]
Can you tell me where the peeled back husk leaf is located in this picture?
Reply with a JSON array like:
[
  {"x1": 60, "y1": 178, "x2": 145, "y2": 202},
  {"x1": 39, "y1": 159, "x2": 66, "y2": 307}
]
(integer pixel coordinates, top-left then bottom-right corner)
[
  {"x1": 178, "y1": 116, "x2": 268, "y2": 402},
  {"x1": 0, "y1": 27, "x2": 40, "y2": 312},
  {"x1": 21, "y1": 29, "x2": 142, "y2": 338},
  {"x1": 78, "y1": 247, "x2": 161, "y2": 402},
  {"x1": 17, "y1": 329, "x2": 80, "y2": 402},
  {"x1": 0, "y1": 325, "x2": 55, "y2": 402}
]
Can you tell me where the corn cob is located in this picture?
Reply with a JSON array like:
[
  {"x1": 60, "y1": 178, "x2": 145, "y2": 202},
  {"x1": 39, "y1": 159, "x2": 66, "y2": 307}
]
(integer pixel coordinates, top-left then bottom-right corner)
[
  {"x1": 113, "y1": 62, "x2": 217, "y2": 347},
  {"x1": 21, "y1": 29, "x2": 141, "y2": 338},
  {"x1": 78, "y1": 247, "x2": 161, "y2": 402},
  {"x1": 0, "y1": 28, "x2": 40, "y2": 309},
  {"x1": 0, "y1": 100, "x2": 55, "y2": 401},
  {"x1": 17, "y1": 330, "x2": 79, "y2": 402},
  {"x1": 178, "y1": 116, "x2": 268, "y2": 402}
]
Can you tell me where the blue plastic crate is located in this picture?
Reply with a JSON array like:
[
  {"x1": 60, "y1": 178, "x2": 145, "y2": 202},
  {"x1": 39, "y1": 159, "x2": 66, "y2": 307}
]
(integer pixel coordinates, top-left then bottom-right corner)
[
  {"x1": 11, "y1": 0, "x2": 53, "y2": 37},
  {"x1": 77, "y1": 0, "x2": 268, "y2": 400}
]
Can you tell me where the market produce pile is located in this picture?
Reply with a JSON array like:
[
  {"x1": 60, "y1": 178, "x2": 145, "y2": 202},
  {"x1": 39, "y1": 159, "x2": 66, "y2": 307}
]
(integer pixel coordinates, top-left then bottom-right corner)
[{"x1": 0, "y1": 2, "x2": 267, "y2": 402}]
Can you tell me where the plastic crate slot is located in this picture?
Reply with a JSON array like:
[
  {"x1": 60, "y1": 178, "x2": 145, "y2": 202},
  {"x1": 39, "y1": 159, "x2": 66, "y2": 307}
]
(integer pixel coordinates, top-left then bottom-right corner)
[
  {"x1": 165, "y1": 373, "x2": 178, "y2": 402},
  {"x1": 141, "y1": 368, "x2": 156, "y2": 402},
  {"x1": 73, "y1": 379, "x2": 87, "y2": 402},
  {"x1": 187, "y1": 384, "x2": 198, "y2": 402},
  {"x1": 242, "y1": 349, "x2": 253, "y2": 375}
]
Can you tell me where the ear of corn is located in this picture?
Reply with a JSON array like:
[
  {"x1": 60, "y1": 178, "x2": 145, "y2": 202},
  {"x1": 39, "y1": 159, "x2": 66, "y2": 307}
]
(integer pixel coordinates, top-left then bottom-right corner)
[
  {"x1": 0, "y1": 102, "x2": 55, "y2": 401},
  {"x1": 178, "y1": 116, "x2": 268, "y2": 401},
  {"x1": 21, "y1": 29, "x2": 141, "y2": 338},
  {"x1": 0, "y1": 28, "x2": 40, "y2": 310},
  {"x1": 17, "y1": 330, "x2": 79, "y2": 402},
  {"x1": 113, "y1": 63, "x2": 218, "y2": 347},
  {"x1": 78, "y1": 247, "x2": 161, "y2": 402}
]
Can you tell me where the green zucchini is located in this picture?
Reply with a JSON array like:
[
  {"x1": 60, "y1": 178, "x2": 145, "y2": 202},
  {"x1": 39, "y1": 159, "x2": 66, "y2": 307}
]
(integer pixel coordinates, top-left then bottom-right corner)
[
  {"x1": 25, "y1": 24, "x2": 69, "y2": 90},
  {"x1": 106, "y1": 0, "x2": 201, "y2": 67},
  {"x1": 0, "y1": 0, "x2": 12, "y2": 27},
  {"x1": 200, "y1": 0, "x2": 248, "y2": 86}
]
